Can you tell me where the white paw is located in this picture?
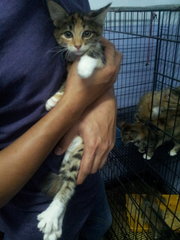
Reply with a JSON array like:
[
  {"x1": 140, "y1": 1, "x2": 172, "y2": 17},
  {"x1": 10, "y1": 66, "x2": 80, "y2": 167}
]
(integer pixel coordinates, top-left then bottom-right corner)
[
  {"x1": 43, "y1": 230, "x2": 61, "y2": 240},
  {"x1": 37, "y1": 210, "x2": 61, "y2": 240},
  {"x1": 77, "y1": 55, "x2": 98, "y2": 78},
  {"x1": 37, "y1": 199, "x2": 65, "y2": 240},
  {"x1": 68, "y1": 136, "x2": 83, "y2": 152},
  {"x1": 169, "y1": 149, "x2": 177, "y2": 156},
  {"x1": 143, "y1": 153, "x2": 151, "y2": 160},
  {"x1": 45, "y1": 92, "x2": 63, "y2": 111},
  {"x1": 45, "y1": 97, "x2": 59, "y2": 111}
]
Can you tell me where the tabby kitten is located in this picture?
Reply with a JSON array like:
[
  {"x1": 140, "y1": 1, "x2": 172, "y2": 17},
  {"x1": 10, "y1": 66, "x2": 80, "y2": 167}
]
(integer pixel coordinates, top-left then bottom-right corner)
[
  {"x1": 37, "y1": 1, "x2": 110, "y2": 240},
  {"x1": 120, "y1": 87, "x2": 180, "y2": 160},
  {"x1": 46, "y1": 0, "x2": 110, "y2": 110},
  {"x1": 120, "y1": 121, "x2": 160, "y2": 160}
]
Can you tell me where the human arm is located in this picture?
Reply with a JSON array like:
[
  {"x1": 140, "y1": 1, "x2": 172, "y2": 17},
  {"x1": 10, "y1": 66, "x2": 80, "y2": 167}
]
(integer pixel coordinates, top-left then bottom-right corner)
[
  {"x1": 0, "y1": 39, "x2": 121, "y2": 207},
  {"x1": 77, "y1": 88, "x2": 117, "y2": 184},
  {"x1": 55, "y1": 87, "x2": 117, "y2": 184}
]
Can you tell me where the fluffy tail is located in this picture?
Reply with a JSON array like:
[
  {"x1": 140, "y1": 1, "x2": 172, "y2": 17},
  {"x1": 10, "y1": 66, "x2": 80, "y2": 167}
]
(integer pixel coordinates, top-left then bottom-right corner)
[{"x1": 42, "y1": 173, "x2": 63, "y2": 197}]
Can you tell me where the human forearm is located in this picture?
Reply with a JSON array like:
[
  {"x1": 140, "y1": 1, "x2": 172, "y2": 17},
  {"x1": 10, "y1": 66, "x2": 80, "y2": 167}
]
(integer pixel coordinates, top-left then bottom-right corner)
[
  {"x1": 0, "y1": 82, "x2": 115, "y2": 207},
  {"x1": 0, "y1": 96, "x2": 86, "y2": 207}
]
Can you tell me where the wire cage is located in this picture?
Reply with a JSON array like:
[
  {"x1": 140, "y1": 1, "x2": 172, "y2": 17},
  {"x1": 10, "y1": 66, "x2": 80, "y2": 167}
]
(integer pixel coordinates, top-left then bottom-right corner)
[{"x1": 101, "y1": 5, "x2": 180, "y2": 240}]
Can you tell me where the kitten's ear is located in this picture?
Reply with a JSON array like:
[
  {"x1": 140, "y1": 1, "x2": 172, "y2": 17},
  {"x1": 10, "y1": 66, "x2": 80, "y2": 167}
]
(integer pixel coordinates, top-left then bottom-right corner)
[
  {"x1": 47, "y1": 0, "x2": 68, "y2": 26},
  {"x1": 90, "y1": 3, "x2": 111, "y2": 25}
]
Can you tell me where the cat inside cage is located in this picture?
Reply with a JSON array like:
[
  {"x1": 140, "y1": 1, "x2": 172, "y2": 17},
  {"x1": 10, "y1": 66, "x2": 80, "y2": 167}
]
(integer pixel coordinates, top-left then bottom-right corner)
[{"x1": 120, "y1": 87, "x2": 180, "y2": 160}]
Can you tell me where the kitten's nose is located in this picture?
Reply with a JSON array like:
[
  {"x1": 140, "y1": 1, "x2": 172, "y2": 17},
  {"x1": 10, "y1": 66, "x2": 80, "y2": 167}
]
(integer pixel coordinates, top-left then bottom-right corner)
[{"x1": 75, "y1": 45, "x2": 81, "y2": 50}]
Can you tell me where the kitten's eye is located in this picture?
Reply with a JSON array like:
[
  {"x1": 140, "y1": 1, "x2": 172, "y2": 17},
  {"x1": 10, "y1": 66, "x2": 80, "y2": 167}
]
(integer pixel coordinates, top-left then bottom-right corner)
[
  {"x1": 82, "y1": 31, "x2": 92, "y2": 38},
  {"x1": 64, "y1": 31, "x2": 73, "y2": 38}
]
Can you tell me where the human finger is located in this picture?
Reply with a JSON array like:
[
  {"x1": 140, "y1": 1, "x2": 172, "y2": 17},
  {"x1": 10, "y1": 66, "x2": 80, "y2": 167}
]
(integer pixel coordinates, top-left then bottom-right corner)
[
  {"x1": 91, "y1": 137, "x2": 115, "y2": 173},
  {"x1": 54, "y1": 128, "x2": 77, "y2": 155},
  {"x1": 91, "y1": 150, "x2": 108, "y2": 174},
  {"x1": 76, "y1": 147, "x2": 96, "y2": 185}
]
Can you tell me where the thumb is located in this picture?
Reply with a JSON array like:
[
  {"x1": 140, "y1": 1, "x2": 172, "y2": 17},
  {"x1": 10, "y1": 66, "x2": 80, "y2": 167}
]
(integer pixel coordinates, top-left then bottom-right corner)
[{"x1": 54, "y1": 129, "x2": 77, "y2": 155}]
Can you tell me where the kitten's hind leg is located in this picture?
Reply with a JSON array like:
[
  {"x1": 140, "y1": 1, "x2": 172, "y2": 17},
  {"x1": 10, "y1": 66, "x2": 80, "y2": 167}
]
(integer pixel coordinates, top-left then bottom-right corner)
[
  {"x1": 37, "y1": 198, "x2": 64, "y2": 240},
  {"x1": 37, "y1": 136, "x2": 84, "y2": 240}
]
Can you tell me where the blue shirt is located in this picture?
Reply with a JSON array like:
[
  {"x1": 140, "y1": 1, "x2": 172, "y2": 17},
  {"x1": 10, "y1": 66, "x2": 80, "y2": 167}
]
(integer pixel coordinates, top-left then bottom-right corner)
[
  {"x1": 0, "y1": 0, "x2": 91, "y2": 185},
  {"x1": 0, "y1": 0, "x2": 90, "y2": 150}
]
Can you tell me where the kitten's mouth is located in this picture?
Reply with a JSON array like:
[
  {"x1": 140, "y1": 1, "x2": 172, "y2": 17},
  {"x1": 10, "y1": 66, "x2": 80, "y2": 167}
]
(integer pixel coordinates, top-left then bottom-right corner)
[
  {"x1": 74, "y1": 50, "x2": 84, "y2": 56},
  {"x1": 67, "y1": 45, "x2": 90, "y2": 57},
  {"x1": 66, "y1": 50, "x2": 85, "y2": 61}
]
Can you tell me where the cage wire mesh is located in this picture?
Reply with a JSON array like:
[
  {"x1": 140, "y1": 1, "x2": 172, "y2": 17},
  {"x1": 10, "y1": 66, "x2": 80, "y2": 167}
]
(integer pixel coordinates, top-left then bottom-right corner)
[{"x1": 101, "y1": 6, "x2": 180, "y2": 240}]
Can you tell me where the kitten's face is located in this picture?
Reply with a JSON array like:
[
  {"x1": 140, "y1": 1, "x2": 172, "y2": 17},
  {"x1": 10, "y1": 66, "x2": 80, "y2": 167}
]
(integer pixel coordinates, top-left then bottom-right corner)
[
  {"x1": 47, "y1": 1, "x2": 110, "y2": 56},
  {"x1": 120, "y1": 122, "x2": 146, "y2": 144},
  {"x1": 54, "y1": 13, "x2": 101, "y2": 56}
]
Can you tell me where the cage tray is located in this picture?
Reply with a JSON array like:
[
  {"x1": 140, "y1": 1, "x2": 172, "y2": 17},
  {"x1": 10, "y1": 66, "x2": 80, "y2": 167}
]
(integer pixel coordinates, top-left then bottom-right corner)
[{"x1": 125, "y1": 194, "x2": 180, "y2": 232}]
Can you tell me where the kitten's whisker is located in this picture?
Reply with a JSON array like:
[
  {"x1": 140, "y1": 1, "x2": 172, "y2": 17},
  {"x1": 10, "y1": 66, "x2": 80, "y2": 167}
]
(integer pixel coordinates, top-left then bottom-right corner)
[
  {"x1": 47, "y1": 46, "x2": 67, "y2": 57},
  {"x1": 47, "y1": 46, "x2": 62, "y2": 53},
  {"x1": 52, "y1": 48, "x2": 68, "y2": 57},
  {"x1": 65, "y1": 51, "x2": 70, "y2": 59},
  {"x1": 56, "y1": 48, "x2": 68, "y2": 56},
  {"x1": 58, "y1": 48, "x2": 67, "y2": 54}
]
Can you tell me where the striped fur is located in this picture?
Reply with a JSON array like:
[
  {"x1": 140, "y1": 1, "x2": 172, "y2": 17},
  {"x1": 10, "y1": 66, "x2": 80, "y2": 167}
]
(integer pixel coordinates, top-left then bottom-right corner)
[{"x1": 42, "y1": 137, "x2": 84, "y2": 199}]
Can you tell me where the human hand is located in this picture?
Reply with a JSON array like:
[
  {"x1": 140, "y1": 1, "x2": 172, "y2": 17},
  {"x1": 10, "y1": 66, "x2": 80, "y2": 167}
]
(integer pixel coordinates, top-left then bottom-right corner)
[
  {"x1": 62, "y1": 38, "x2": 121, "y2": 111},
  {"x1": 55, "y1": 89, "x2": 117, "y2": 184}
]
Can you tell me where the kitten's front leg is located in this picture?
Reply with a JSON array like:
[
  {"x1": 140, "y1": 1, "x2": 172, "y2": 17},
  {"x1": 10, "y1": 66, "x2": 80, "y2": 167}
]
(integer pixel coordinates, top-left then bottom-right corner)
[
  {"x1": 37, "y1": 136, "x2": 83, "y2": 240},
  {"x1": 77, "y1": 55, "x2": 103, "y2": 79},
  {"x1": 169, "y1": 142, "x2": 180, "y2": 156},
  {"x1": 45, "y1": 84, "x2": 65, "y2": 111},
  {"x1": 143, "y1": 142, "x2": 154, "y2": 160},
  {"x1": 138, "y1": 147, "x2": 145, "y2": 153},
  {"x1": 135, "y1": 141, "x2": 146, "y2": 153},
  {"x1": 143, "y1": 153, "x2": 152, "y2": 160}
]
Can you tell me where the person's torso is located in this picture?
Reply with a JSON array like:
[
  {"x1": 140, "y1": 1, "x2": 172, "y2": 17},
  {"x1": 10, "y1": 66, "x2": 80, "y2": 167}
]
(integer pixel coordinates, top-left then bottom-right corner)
[{"x1": 0, "y1": 0, "x2": 90, "y2": 150}]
